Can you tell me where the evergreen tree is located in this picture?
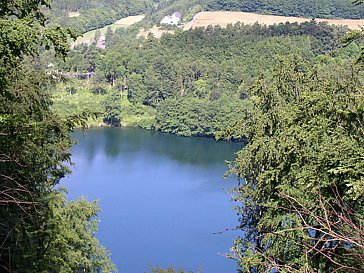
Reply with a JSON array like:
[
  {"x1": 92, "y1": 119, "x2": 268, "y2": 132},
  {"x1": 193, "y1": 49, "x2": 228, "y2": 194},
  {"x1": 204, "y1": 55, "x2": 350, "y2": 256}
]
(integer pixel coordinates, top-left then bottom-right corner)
[
  {"x1": 223, "y1": 56, "x2": 364, "y2": 272},
  {"x1": 0, "y1": 1, "x2": 115, "y2": 271},
  {"x1": 104, "y1": 89, "x2": 122, "y2": 126}
]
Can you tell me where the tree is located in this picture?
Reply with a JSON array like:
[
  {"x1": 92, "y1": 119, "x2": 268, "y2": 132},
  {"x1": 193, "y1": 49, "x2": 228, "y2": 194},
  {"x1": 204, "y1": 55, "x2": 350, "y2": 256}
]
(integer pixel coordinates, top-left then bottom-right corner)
[
  {"x1": 105, "y1": 26, "x2": 114, "y2": 46},
  {"x1": 128, "y1": 72, "x2": 148, "y2": 104},
  {"x1": 36, "y1": 190, "x2": 116, "y2": 273},
  {"x1": 104, "y1": 89, "x2": 122, "y2": 126},
  {"x1": 0, "y1": 1, "x2": 115, "y2": 272},
  {"x1": 340, "y1": 25, "x2": 364, "y2": 63},
  {"x1": 194, "y1": 78, "x2": 209, "y2": 99},
  {"x1": 94, "y1": 29, "x2": 101, "y2": 44},
  {"x1": 98, "y1": 49, "x2": 131, "y2": 86},
  {"x1": 223, "y1": 56, "x2": 364, "y2": 272}
]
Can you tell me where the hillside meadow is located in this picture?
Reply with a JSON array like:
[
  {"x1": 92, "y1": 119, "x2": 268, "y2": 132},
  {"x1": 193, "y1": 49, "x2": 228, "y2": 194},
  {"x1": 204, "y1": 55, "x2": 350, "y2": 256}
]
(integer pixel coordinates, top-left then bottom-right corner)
[{"x1": 184, "y1": 11, "x2": 364, "y2": 30}]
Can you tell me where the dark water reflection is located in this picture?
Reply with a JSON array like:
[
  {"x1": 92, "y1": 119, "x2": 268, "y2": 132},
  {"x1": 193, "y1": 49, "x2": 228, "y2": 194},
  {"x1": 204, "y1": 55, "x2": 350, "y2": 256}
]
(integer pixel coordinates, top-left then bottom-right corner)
[{"x1": 62, "y1": 127, "x2": 243, "y2": 273}]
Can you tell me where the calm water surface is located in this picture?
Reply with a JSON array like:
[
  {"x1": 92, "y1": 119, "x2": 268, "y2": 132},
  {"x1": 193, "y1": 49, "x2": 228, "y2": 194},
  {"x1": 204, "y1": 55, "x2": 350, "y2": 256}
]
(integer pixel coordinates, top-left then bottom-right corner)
[{"x1": 62, "y1": 127, "x2": 243, "y2": 273}]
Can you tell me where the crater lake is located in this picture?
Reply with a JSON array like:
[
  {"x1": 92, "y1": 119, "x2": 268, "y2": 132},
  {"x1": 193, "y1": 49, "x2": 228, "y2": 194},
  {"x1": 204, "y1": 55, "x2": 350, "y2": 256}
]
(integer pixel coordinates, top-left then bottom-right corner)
[{"x1": 61, "y1": 127, "x2": 243, "y2": 273}]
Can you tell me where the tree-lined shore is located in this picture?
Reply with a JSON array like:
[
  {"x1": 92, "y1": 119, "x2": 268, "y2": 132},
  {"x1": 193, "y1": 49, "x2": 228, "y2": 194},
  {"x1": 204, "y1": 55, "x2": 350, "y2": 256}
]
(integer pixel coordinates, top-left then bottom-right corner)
[{"x1": 1, "y1": 0, "x2": 364, "y2": 272}]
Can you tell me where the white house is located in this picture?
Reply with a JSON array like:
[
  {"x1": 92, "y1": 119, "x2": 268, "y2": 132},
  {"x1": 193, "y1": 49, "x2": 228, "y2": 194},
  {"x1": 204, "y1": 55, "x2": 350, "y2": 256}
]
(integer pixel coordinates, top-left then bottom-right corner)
[
  {"x1": 160, "y1": 12, "x2": 182, "y2": 25},
  {"x1": 172, "y1": 12, "x2": 182, "y2": 20},
  {"x1": 161, "y1": 15, "x2": 173, "y2": 25}
]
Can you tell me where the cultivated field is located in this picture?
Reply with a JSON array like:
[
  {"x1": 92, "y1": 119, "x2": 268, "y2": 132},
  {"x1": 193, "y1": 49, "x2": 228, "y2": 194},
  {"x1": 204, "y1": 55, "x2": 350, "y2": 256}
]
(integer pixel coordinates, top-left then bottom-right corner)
[
  {"x1": 73, "y1": 14, "x2": 145, "y2": 46},
  {"x1": 184, "y1": 11, "x2": 364, "y2": 30}
]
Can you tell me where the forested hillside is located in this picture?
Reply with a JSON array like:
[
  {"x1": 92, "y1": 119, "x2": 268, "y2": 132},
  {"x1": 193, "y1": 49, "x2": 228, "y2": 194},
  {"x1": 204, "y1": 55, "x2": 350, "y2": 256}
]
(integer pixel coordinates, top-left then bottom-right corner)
[
  {"x1": 49, "y1": 21, "x2": 359, "y2": 137},
  {"x1": 47, "y1": 0, "x2": 155, "y2": 33},
  {"x1": 48, "y1": 0, "x2": 209, "y2": 32},
  {"x1": 48, "y1": 0, "x2": 364, "y2": 36},
  {"x1": 206, "y1": 0, "x2": 364, "y2": 19}
]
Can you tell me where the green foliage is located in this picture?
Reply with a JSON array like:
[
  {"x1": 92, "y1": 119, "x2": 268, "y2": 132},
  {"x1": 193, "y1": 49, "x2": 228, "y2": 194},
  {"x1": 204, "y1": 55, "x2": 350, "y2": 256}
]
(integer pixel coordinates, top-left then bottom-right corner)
[
  {"x1": 340, "y1": 27, "x2": 364, "y2": 63},
  {"x1": 97, "y1": 48, "x2": 131, "y2": 86},
  {"x1": 113, "y1": 21, "x2": 345, "y2": 136},
  {"x1": 59, "y1": 44, "x2": 100, "y2": 73},
  {"x1": 206, "y1": 0, "x2": 364, "y2": 19},
  {"x1": 51, "y1": 80, "x2": 156, "y2": 128},
  {"x1": 120, "y1": 97, "x2": 157, "y2": 129},
  {"x1": 25, "y1": 190, "x2": 116, "y2": 272},
  {"x1": 104, "y1": 89, "x2": 122, "y2": 126},
  {"x1": 48, "y1": 0, "x2": 155, "y2": 34},
  {"x1": 120, "y1": 21, "x2": 344, "y2": 107},
  {"x1": 0, "y1": 1, "x2": 115, "y2": 272},
  {"x1": 51, "y1": 80, "x2": 105, "y2": 125},
  {"x1": 51, "y1": 20, "x2": 352, "y2": 137},
  {"x1": 0, "y1": 2, "x2": 74, "y2": 67},
  {"x1": 224, "y1": 56, "x2": 364, "y2": 272},
  {"x1": 92, "y1": 85, "x2": 108, "y2": 95},
  {"x1": 194, "y1": 78, "x2": 209, "y2": 99},
  {"x1": 66, "y1": 85, "x2": 77, "y2": 94},
  {"x1": 156, "y1": 96, "x2": 251, "y2": 137}
]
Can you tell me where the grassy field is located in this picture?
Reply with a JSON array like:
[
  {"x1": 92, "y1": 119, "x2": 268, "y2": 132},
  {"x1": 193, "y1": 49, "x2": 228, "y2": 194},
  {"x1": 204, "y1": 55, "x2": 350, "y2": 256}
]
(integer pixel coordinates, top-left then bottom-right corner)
[
  {"x1": 51, "y1": 79, "x2": 156, "y2": 128},
  {"x1": 73, "y1": 14, "x2": 145, "y2": 46},
  {"x1": 184, "y1": 11, "x2": 364, "y2": 30},
  {"x1": 51, "y1": 80, "x2": 105, "y2": 127}
]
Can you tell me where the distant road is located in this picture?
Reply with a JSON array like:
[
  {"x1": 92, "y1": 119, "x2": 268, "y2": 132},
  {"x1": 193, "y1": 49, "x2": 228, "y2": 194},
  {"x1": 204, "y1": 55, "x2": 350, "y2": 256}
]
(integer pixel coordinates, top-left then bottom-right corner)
[{"x1": 185, "y1": 11, "x2": 364, "y2": 30}]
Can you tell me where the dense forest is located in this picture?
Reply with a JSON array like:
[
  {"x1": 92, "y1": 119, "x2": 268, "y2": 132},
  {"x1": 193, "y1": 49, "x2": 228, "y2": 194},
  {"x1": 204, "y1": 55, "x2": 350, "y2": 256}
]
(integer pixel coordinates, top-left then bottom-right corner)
[
  {"x1": 50, "y1": 21, "x2": 358, "y2": 137},
  {"x1": 206, "y1": 0, "x2": 364, "y2": 19},
  {"x1": 223, "y1": 55, "x2": 364, "y2": 272},
  {"x1": 47, "y1": 0, "x2": 210, "y2": 33},
  {"x1": 47, "y1": 0, "x2": 156, "y2": 33}
]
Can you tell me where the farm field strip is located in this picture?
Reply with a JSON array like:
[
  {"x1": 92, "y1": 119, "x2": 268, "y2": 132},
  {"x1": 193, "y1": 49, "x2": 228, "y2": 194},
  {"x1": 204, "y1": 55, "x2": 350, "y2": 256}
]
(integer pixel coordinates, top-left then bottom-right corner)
[{"x1": 185, "y1": 11, "x2": 364, "y2": 30}]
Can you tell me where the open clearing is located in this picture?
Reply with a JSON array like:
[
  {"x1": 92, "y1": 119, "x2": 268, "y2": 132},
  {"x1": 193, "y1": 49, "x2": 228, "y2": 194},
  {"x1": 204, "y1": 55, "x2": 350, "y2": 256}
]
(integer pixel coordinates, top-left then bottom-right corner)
[
  {"x1": 73, "y1": 14, "x2": 145, "y2": 46},
  {"x1": 138, "y1": 27, "x2": 176, "y2": 39},
  {"x1": 184, "y1": 11, "x2": 364, "y2": 30},
  {"x1": 68, "y1": 12, "x2": 81, "y2": 18}
]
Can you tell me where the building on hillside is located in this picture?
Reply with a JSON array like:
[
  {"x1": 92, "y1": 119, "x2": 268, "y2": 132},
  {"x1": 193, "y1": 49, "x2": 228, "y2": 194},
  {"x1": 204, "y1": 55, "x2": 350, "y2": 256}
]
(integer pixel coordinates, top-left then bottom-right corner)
[
  {"x1": 160, "y1": 15, "x2": 173, "y2": 25},
  {"x1": 172, "y1": 12, "x2": 182, "y2": 20},
  {"x1": 96, "y1": 36, "x2": 106, "y2": 49},
  {"x1": 160, "y1": 12, "x2": 182, "y2": 25}
]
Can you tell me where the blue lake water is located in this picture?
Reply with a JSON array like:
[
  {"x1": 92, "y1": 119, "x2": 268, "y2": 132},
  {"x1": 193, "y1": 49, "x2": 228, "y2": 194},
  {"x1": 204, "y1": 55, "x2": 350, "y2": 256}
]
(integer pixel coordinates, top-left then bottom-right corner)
[{"x1": 61, "y1": 127, "x2": 243, "y2": 273}]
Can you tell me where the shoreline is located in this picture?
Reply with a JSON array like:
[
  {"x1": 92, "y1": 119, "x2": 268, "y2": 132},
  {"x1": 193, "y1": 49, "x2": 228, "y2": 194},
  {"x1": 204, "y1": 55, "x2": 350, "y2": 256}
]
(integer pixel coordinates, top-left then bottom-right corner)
[{"x1": 83, "y1": 123, "x2": 245, "y2": 143}]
